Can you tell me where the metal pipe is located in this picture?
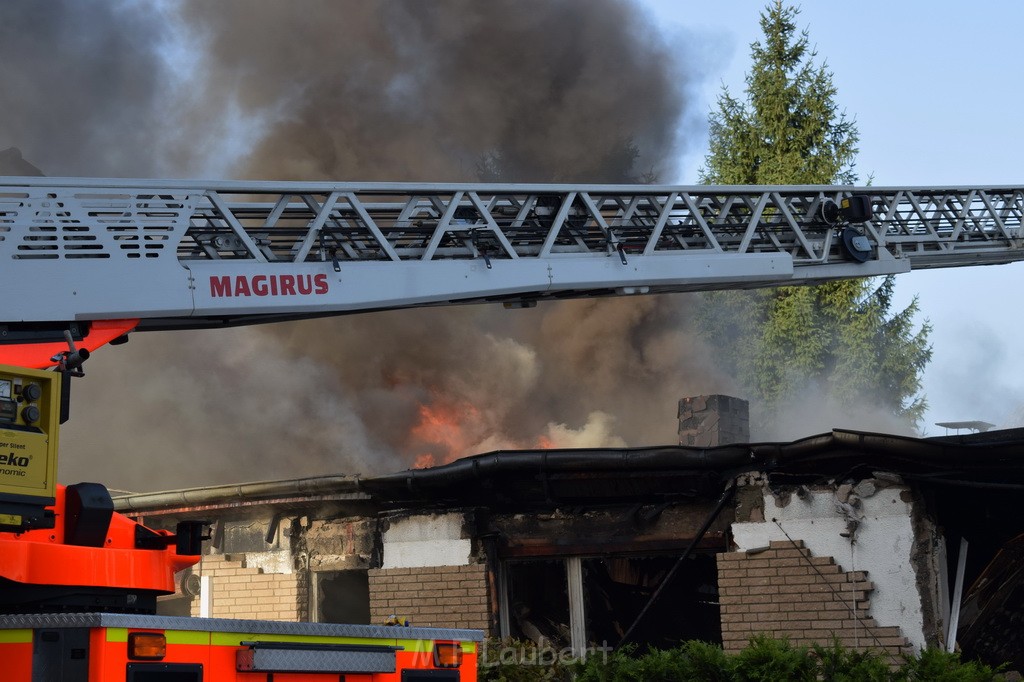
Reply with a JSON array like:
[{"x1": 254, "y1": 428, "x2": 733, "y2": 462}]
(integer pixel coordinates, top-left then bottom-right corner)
[{"x1": 946, "y1": 538, "x2": 969, "y2": 652}]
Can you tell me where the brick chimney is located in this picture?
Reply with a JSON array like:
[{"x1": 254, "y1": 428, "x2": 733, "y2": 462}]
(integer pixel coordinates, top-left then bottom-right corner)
[{"x1": 678, "y1": 395, "x2": 749, "y2": 447}]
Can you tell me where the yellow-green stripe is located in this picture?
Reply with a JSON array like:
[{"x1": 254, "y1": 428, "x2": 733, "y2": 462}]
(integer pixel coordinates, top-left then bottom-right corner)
[
  {"x1": 398, "y1": 640, "x2": 477, "y2": 654},
  {"x1": 105, "y1": 628, "x2": 210, "y2": 646},
  {"x1": 210, "y1": 633, "x2": 407, "y2": 648},
  {"x1": 104, "y1": 628, "x2": 476, "y2": 653},
  {"x1": 0, "y1": 629, "x2": 32, "y2": 644}
]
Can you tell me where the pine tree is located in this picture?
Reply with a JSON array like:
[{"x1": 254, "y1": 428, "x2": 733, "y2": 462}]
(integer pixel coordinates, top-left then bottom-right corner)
[{"x1": 699, "y1": 2, "x2": 932, "y2": 433}]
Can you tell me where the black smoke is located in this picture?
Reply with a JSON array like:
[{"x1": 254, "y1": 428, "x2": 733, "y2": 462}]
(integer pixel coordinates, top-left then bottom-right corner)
[{"x1": 0, "y1": 1, "x2": 725, "y2": 491}]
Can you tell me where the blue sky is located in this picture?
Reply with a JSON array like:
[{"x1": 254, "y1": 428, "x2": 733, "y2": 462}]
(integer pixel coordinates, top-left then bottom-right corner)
[{"x1": 635, "y1": 0, "x2": 1024, "y2": 433}]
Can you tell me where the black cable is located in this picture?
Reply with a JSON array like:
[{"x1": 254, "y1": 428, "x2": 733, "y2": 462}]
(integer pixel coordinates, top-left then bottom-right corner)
[{"x1": 616, "y1": 480, "x2": 736, "y2": 650}]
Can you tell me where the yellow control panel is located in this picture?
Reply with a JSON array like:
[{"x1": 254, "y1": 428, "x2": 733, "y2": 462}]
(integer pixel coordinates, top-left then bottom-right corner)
[{"x1": 0, "y1": 364, "x2": 60, "y2": 529}]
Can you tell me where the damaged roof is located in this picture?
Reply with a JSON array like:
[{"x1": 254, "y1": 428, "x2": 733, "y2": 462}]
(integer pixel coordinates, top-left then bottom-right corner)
[
  {"x1": 114, "y1": 427, "x2": 1024, "y2": 514},
  {"x1": 357, "y1": 427, "x2": 1024, "y2": 506}
]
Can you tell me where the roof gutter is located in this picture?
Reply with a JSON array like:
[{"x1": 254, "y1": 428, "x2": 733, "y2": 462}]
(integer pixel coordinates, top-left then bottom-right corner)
[
  {"x1": 358, "y1": 445, "x2": 756, "y2": 496},
  {"x1": 113, "y1": 475, "x2": 365, "y2": 513}
]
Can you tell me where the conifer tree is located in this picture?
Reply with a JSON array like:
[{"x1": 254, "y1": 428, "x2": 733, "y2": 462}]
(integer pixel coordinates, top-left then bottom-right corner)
[{"x1": 699, "y1": 2, "x2": 931, "y2": 433}]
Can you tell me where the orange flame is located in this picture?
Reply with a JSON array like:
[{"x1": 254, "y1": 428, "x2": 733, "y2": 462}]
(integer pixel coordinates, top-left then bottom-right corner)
[
  {"x1": 413, "y1": 453, "x2": 436, "y2": 469},
  {"x1": 408, "y1": 395, "x2": 481, "y2": 466},
  {"x1": 534, "y1": 435, "x2": 555, "y2": 449},
  {"x1": 406, "y1": 389, "x2": 558, "y2": 468}
]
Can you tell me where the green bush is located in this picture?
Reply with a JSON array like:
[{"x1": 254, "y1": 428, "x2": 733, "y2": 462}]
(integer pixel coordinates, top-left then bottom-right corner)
[
  {"x1": 671, "y1": 641, "x2": 734, "y2": 682},
  {"x1": 479, "y1": 636, "x2": 1011, "y2": 682},
  {"x1": 731, "y1": 636, "x2": 817, "y2": 682},
  {"x1": 477, "y1": 638, "x2": 572, "y2": 682},
  {"x1": 572, "y1": 645, "x2": 643, "y2": 682},
  {"x1": 811, "y1": 638, "x2": 894, "y2": 682},
  {"x1": 897, "y1": 647, "x2": 1004, "y2": 682}
]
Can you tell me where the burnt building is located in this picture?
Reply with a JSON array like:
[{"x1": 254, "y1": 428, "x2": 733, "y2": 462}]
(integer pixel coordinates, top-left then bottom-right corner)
[{"x1": 115, "y1": 416, "x2": 1024, "y2": 668}]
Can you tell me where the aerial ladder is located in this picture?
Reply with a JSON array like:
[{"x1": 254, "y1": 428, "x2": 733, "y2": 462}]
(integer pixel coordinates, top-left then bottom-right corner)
[
  {"x1": 0, "y1": 177, "x2": 1020, "y2": 681},
  {"x1": 1, "y1": 178, "x2": 1021, "y2": 364}
]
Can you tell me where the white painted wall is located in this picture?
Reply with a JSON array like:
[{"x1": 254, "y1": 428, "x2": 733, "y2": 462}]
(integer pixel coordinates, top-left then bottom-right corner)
[
  {"x1": 381, "y1": 513, "x2": 472, "y2": 569},
  {"x1": 243, "y1": 550, "x2": 295, "y2": 575},
  {"x1": 731, "y1": 480, "x2": 928, "y2": 651}
]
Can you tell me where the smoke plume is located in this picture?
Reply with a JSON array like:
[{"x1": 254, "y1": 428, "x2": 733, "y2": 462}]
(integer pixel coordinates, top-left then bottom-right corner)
[
  {"x1": 1, "y1": 1, "x2": 733, "y2": 491},
  {"x1": 0, "y1": 1, "x2": 202, "y2": 178},
  {"x1": 180, "y1": 0, "x2": 685, "y2": 183}
]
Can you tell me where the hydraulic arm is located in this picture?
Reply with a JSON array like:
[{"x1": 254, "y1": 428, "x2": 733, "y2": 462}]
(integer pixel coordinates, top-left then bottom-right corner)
[{"x1": 1, "y1": 178, "x2": 1021, "y2": 362}]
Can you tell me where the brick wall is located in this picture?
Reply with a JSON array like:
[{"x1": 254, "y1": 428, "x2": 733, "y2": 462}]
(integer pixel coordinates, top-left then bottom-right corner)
[
  {"x1": 368, "y1": 564, "x2": 489, "y2": 631},
  {"x1": 191, "y1": 553, "x2": 303, "y2": 621},
  {"x1": 717, "y1": 539, "x2": 913, "y2": 658}
]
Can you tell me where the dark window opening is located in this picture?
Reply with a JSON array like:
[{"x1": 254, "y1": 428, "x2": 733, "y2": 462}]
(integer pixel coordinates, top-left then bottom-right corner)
[
  {"x1": 315, "y1": 570, "x2": 371, "y2": 624},
  {"x1": 505, "y1": 560, "x2": 570, "y2": 649},
  {"x1": 938, "y1": 485, "x2": 1024, "y2": 671},
  {"x1": 584, "y1": 554, "x2": 720, "y2": 650},
  {"x1": 503, "y1": 553, "x2": 721, "y2": 653}
]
